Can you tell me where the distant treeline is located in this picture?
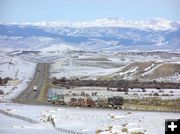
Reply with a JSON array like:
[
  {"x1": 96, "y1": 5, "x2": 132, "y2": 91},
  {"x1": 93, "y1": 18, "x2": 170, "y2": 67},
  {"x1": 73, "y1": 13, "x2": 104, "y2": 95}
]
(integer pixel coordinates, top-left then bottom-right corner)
[{"x1": 52, "y1": 77, "x2": 180, "y2": 89}]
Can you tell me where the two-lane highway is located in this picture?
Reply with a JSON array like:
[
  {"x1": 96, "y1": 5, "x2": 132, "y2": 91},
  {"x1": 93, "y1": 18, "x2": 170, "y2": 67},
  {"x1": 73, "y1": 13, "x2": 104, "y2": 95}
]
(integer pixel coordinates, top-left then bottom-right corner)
[{"x1": 14, "y1": 63, "x2": 49, "y2": 104}]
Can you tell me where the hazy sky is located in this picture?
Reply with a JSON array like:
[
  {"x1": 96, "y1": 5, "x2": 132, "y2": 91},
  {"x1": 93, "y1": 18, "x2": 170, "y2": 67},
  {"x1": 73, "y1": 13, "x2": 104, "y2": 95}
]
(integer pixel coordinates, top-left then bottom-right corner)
[{"x1": 0, "y1": 0, "x2": 180, "y2": 22}]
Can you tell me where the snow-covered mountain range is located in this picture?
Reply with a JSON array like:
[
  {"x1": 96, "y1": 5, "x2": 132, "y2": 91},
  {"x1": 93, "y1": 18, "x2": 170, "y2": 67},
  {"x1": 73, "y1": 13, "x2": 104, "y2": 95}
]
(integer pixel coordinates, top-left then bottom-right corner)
[
  {"x1": 0, "y1": 18, "x2": 180, "y2": 52},
  {"x1": 2, "y1": 18, "x2": 179, "y2": 30}
]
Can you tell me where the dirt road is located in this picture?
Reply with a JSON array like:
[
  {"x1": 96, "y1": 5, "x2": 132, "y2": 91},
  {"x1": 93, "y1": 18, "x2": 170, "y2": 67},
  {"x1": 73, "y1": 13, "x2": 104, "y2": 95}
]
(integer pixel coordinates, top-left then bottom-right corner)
[{"x1": 14, "y1": 63, "x2": 49, "y2": 104}]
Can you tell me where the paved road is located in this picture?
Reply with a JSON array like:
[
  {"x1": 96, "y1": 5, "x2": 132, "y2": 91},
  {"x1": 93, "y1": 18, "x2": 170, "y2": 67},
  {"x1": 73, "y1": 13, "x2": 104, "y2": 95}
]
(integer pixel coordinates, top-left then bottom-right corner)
[{"x1": 14, "y1": 63, "x2": 49, "y2": 104}]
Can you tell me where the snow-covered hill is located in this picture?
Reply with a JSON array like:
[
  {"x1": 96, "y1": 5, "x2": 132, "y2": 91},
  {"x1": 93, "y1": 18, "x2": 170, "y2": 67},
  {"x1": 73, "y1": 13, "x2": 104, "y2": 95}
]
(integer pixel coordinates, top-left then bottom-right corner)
[
  {"x1": 39, "y1": 43, "x2": 80, "y2": 52},
  {"x1": 0, "y1": 18, "x2": 180, "y2": 51}
]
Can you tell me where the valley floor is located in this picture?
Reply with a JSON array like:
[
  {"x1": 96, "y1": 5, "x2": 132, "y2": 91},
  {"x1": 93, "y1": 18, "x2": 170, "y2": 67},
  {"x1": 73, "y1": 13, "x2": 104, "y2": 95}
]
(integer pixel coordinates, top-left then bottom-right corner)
[{"x1": 0, "y1": 50, "x2": 180, "y2": 134}]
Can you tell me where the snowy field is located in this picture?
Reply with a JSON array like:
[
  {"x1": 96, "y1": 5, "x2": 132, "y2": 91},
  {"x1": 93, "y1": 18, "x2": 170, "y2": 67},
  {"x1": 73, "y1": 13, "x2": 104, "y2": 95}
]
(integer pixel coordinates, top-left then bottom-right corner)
[
  {"x1": 0, "y1": 103, "x2": 180, "y2": 134},
  {"x1": 0, "y1": 50, "x2": 179, "y2": 134},
  {"x1": 0, "y1": 51, "x2": 36, "y2": 101},
  {"x1": 1, "y1": 49, "x2": 180, "y2": 84},
  {"x1": 0, "y1": 113, "x2": 57, "y2": 134},
  {"x1": 50, "y1": 58, "x2": 121, "y2": 80},
  {"x1": 49, "y1": 87, "x2": 180, "y2": 101},
  {"x1": 50, "y1": 52, "x2": 180, "y2": 82}
]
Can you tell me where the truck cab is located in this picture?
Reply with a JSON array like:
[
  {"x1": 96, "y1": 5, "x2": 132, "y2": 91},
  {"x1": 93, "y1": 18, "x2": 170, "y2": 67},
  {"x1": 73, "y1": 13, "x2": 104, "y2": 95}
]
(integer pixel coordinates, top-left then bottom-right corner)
[
  {"x1": 107, "y1": 96, "x2": 123, "y2": 109},
  {"x1": 33, "y1": 85, "x2": 38, "y2": 91}
]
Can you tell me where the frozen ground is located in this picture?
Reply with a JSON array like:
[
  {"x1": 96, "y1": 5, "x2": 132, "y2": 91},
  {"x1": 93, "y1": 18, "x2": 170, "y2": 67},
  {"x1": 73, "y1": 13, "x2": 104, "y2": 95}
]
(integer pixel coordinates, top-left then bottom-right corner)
[
  {"x1": 0, "y1": 103, "x2": 179, "y2": 134},
  {"x1": 1, "y1": 49, "x2": 180, "y2": 83},
  {"x1": 0, "y1": 113, "x2": 57, "y2": 134},
  {"x1": 0, "y1": 51, "x2": 36, "y2": 101},
  {"x1": 50, "y1": 87, "x2": 180, "y2": 101},
  {"x1": 0, "y1": 50, "x2": 179, "y2": 134},
  {"x1": 50, "y1": 58, "x2": 121, "y2": 80},
  {"x1": 50, "y1": 52, "x2": 180, "y2": 82}
]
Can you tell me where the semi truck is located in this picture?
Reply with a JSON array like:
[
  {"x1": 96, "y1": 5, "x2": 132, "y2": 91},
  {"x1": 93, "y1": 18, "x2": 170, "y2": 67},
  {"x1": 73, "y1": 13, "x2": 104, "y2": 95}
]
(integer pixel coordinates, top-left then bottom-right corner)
[{"x1": 33, "y1": 85, "x2": 38, "y2": 91}]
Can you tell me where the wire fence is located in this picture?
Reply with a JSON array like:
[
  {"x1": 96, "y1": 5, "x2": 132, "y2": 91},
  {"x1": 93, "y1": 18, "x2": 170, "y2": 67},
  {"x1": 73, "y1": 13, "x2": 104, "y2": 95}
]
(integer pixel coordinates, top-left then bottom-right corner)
[
  {"x1": 0, "y1": 109, "x2": 38, "y2": 124},
  {"x1": 0, "y1": 109, "x2": 87, "y2": 134},
  {"x1": 48, "y1": 115, "x2": 86, "y2": 134},
  {"x1": 55, "y1": 127, "x2": 86, "y2": 134}
]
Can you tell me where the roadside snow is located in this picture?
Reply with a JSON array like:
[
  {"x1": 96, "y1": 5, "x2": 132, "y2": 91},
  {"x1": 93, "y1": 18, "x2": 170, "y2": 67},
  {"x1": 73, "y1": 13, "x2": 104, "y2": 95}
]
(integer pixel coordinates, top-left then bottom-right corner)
[{"x1": 0, "y1": 53, "x2": 36, "y2": 101}]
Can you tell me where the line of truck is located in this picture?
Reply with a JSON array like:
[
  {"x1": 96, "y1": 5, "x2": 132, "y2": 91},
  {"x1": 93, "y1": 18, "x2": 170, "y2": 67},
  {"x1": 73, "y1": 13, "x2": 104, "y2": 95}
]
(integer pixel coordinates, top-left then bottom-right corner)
[{"x1": 48, "y1": 95, "x2": 124, "y2": 109}]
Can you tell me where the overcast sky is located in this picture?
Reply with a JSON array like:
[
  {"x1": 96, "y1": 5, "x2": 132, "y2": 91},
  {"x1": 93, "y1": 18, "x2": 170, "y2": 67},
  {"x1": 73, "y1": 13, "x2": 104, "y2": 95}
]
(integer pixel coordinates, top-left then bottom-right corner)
[{"x1": 0, "y1": 0, "x2": 180, "y2": 22}]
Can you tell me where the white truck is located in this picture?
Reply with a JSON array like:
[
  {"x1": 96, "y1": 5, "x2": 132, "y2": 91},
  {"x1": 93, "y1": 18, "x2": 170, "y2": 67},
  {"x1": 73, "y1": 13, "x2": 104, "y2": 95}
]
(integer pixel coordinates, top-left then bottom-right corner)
[{"x1": 33, "y1": 85, "x2": 38, "y2": 91}]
